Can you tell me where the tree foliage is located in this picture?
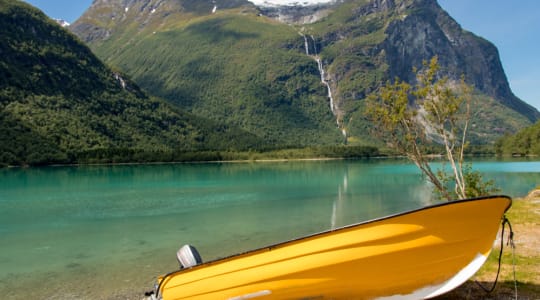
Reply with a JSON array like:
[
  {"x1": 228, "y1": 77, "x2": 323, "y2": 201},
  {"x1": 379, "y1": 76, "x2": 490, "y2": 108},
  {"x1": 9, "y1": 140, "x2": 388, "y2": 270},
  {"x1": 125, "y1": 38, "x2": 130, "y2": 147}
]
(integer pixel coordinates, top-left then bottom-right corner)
[
  {"x1": 0, "y1": 0, "x2": 268, "y2": 166},
  {"x1": 495, "y1": 121, "x2": 540, "y2": 156},
  {"x1": 366, "y1": 57, "x2": 497, "y2": 200}
]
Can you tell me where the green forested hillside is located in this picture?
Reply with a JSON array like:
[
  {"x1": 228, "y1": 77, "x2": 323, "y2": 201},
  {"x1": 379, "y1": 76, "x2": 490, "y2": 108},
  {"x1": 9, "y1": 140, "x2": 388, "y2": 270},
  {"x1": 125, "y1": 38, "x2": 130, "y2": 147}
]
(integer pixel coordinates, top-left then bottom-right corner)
[
  {"x1": 0, "y1": 0, "x2": 265, "y2": 166},
  {"x1": 496, "y1": 121, "x2": 540, "y2": 156}
]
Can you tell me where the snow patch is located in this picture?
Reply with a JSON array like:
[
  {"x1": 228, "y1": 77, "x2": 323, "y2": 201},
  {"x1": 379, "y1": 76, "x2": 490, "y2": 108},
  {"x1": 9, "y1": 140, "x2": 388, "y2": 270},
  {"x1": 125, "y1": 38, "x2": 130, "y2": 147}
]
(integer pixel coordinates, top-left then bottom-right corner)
[
  {"x1": 212, "y1": 5, "x2": 217, "y2": 13},
  {"x1": 248, "y1": 0, "x2": 335, "y2": 7},
  {"x1": 53, "y1": 19, "x2": 70, "y2": 27}
]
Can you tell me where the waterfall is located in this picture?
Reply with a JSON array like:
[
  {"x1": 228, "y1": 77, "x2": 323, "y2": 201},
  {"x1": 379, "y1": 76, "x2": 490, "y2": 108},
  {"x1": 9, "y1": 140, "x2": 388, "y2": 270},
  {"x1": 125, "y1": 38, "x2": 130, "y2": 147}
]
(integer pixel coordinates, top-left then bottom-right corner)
[
  {"x1": 316, "y1": 57, "x2": 336, "y2": 117},
  {"x1": 303, "y1": 35, "x2": 310, "y2": 55},
  {"x1": 302, "y1": 34, "x2": 336, "y2": 116},
  {"x1": 114, "y1": 73, "x2": 127, "y2": 90},
  {"x1": 301, "y1": 33, "x2": 345, "y2": 136}
]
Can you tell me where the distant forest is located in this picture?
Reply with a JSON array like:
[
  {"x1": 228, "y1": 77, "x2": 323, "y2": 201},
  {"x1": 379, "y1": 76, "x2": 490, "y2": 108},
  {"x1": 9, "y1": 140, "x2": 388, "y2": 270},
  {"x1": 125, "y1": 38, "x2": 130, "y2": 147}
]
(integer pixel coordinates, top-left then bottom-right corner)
[{"x1": 496, "y1": 121, "x2": 540, "y2": 156}]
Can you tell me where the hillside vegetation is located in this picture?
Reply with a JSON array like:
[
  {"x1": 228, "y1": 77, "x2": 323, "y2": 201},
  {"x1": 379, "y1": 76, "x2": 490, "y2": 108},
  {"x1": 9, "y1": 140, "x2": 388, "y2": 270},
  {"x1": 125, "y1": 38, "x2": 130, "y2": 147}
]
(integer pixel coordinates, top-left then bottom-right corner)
[
  {"x1": 0, "y1": 0, "x2": 266, "y2": 166},
  {"x1": 496, "y1": 121, "x2": 540, "y2": 156},
  {"x1": 72, "y1": 0, "x2": 538, "y2": 148},
  {"x1": 82, "y1": 7, "x2": 344, "y2": 146}
]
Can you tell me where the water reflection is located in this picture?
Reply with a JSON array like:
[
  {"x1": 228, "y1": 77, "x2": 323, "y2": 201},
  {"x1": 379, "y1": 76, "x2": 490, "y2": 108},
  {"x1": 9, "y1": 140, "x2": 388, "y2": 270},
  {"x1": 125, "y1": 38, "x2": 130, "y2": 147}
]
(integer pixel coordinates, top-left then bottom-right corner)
[{"x1": 331, "y1": 165, "x2": 349, "y2": 229}]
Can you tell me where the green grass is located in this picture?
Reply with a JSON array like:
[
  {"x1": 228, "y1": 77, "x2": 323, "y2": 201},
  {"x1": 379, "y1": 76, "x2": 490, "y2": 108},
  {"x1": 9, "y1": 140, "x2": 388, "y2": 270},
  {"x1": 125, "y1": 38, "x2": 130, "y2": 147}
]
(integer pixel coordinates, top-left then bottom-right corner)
[{"x1": 475, "y1": 196, "x2": 540, "y2": 296}]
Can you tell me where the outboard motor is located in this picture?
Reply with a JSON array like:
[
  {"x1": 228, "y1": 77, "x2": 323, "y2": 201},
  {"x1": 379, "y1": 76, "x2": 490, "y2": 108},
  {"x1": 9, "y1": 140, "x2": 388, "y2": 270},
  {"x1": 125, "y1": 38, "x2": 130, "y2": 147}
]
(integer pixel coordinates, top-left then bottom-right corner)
[
  {"x1": 145, "y1": 245, "x2": 204, "y2": 299},
  {"x1": 177, "y1": 244, "x2": 203, "y2": 269}
]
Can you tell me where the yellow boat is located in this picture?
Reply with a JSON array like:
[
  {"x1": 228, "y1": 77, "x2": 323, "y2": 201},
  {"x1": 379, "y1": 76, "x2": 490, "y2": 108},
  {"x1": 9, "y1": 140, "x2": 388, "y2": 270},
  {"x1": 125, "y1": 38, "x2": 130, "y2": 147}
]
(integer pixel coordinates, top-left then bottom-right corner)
[{"x1": 148, "y1": 196, "x2": 511, "y2": 300}]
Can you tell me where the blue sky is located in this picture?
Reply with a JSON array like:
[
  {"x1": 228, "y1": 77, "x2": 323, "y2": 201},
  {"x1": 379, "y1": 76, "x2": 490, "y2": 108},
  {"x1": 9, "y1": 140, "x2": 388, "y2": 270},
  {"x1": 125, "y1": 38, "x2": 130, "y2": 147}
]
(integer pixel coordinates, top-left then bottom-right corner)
[{"x1": 22, "y1": 0, "x2": 540, "y2": 111}]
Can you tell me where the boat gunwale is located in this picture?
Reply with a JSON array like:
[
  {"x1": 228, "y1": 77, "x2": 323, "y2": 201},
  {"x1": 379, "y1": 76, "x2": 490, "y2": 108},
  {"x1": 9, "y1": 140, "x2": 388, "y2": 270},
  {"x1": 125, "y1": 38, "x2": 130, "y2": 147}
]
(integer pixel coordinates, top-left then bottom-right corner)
[{"x1": 157, "y1": 195, "x2": 512, "y2": 293}]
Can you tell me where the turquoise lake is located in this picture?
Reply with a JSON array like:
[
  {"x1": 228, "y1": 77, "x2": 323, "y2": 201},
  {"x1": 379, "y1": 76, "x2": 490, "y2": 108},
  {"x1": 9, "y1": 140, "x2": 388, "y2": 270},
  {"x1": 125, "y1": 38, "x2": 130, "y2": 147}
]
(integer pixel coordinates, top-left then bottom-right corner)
[{"x1": 0, "y1": 159, "x2": 538, "y2": 299}]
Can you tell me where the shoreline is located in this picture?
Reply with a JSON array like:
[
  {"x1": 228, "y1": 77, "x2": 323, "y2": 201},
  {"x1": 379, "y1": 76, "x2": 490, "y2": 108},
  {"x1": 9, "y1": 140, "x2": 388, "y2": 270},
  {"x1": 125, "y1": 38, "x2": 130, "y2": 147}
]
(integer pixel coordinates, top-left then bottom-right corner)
[
  {"x1": 5, "y1": 153, "x2": 539, "y2": 169},
  {"x1": 3, "y1": 155, "x2": 391, "y2": 168}
]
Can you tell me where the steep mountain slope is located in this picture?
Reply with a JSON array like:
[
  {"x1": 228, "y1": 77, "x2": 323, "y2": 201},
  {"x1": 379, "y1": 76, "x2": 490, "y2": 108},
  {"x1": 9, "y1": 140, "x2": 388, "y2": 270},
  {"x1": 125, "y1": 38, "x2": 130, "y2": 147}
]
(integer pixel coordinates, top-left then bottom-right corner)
[
  {"x1": 72, "y1": 0, "x2": 344, "y2": 146},
  {"x1": 304, "y1": 0, "x2": 539, "y2": 142},
  {"x1": 0, "y1": 0, "x2": 264, "y2": 166},
  {"x1": 72, "y1": 0, "x2": 539, "y2": 146}
]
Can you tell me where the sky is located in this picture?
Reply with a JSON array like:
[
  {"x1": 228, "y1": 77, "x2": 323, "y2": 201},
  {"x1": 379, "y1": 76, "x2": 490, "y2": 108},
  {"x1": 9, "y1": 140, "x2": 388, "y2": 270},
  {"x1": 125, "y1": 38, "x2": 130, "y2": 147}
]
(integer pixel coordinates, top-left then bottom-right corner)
[{"x1": 22, "y1": 0, "x2": 540, "y2": 111}]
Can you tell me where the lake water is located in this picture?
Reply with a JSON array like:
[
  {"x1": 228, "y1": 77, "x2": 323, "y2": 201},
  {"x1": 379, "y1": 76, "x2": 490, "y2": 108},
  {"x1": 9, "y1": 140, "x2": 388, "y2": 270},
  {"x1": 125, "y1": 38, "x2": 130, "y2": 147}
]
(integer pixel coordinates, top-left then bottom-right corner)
[{"x1": 0, "y1": 159, "x2": 538, "y2": 299}]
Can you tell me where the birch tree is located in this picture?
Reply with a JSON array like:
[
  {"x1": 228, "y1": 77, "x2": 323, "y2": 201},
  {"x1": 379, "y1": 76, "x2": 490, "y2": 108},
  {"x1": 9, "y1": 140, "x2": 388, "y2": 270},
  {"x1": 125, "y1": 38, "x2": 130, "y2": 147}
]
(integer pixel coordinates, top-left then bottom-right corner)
[{"x1": 366, "y1": 57, "x2": 497, "y2": 200}]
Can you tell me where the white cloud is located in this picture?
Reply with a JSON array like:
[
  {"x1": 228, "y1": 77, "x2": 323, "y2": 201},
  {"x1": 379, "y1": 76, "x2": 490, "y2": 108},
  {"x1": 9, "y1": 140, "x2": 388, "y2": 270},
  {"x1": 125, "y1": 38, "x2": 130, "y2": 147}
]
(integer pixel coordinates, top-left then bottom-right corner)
[{"x1": 247, "y1": 0, "x2": 335, "y2": 7}]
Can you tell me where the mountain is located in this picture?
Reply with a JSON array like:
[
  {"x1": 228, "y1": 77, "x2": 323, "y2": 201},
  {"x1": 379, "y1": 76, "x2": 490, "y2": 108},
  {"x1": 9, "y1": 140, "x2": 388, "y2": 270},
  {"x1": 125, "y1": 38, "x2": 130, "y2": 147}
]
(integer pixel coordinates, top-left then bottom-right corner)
[
  {"x1": 71, "y1": 0, "x2": 539, "y2": 146},
  {"x1": 0, "y1": 0, "x2": 265, "y2": 166},
  {"x1": 71, "y1": 0, "x2": 345, "y2": 146}
]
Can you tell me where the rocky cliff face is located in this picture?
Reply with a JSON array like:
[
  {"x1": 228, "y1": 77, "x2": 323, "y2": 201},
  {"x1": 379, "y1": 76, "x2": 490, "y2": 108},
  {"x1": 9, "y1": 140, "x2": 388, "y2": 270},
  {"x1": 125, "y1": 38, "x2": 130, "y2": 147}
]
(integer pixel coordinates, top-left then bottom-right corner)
[
  {"x1": 380, "y1": 0, "x2": 538, "y2": 122},
  {"x1": 303, "y1": 0, "x2": 539, "y2": 122},
  {"x1": 257, "y1": 2, "x2": 337, "y2": 24}
]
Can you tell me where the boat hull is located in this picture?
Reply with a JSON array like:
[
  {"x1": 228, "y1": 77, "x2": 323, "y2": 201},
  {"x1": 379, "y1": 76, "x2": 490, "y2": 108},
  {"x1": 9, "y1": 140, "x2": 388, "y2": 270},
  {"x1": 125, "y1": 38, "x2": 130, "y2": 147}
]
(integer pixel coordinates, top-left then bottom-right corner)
[{"x1": 156, "y1": 196, "x2": 511, "y2": 300}]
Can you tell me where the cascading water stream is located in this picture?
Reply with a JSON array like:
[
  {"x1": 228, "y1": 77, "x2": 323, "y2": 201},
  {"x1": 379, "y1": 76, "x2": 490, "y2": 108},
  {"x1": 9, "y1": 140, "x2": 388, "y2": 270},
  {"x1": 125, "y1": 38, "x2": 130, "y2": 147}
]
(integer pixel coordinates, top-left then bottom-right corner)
[
  {"x1": 301, "y1": 33, "x2": 346, "y2": 138},
  {"x1": 304, "y1": 35, "x2": 336, "y2": 116},
  {"x1": 303, "y1": 34, "x2": 310, "y2": 56}
]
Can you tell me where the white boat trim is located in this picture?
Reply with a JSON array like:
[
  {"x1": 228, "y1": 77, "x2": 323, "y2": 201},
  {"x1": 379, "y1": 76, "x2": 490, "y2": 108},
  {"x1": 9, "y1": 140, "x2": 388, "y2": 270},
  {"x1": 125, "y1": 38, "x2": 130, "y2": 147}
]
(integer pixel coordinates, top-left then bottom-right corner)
[
  {"x1": 229, "y1": 290, "x2": 272, "y2": 300},
  {"x1": 375, "y1": 252, "x2": 489, "y2": 300}
]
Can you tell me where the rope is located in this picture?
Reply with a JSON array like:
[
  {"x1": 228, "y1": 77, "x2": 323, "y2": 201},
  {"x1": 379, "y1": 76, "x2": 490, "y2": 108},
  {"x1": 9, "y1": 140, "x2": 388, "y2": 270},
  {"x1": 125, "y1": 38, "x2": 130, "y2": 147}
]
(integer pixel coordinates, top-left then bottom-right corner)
[
  {"x1": 475, "y1": 216, "x2": 516, "y2": 298},
  {"x1": 510, "y1": 222, "x2": 518, "y2": 300}
]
